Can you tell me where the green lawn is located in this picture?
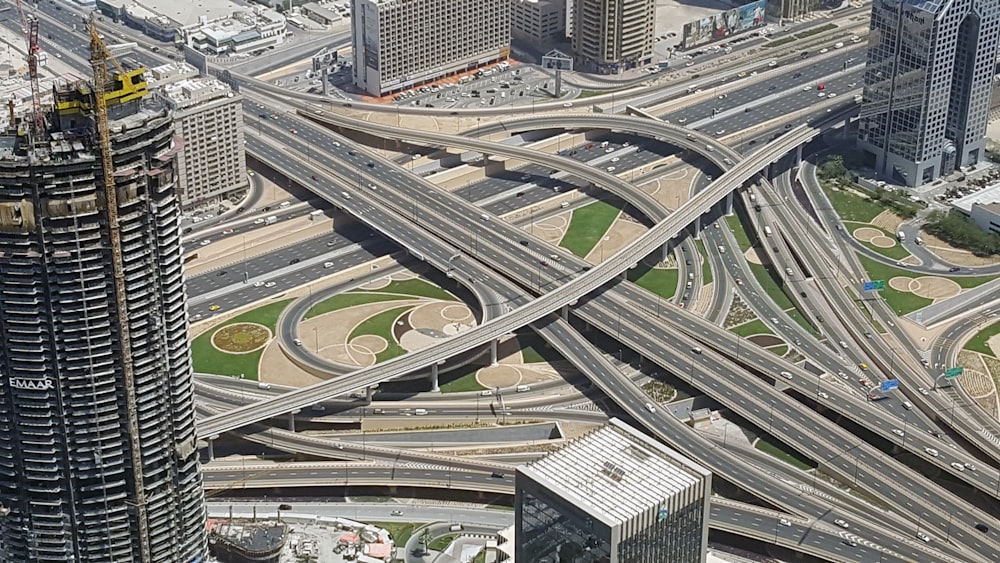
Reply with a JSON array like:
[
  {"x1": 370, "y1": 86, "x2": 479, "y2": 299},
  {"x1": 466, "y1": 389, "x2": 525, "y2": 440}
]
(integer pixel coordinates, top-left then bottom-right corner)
[
  {"x1": 560, "y1": 200, "x2": 622, "y2": 257},
  {"x1": 428, "y1": 533, "x2": 459, "y2": 551},
  {"x1": 190, "y1": 299, "x2": 293, "y2": 380},
  {"x1": 754, "y1": 438, "x2": 815, "y2": 470},
  {"x1": 965, "y1": 321, "x2": 1000, "y2": 356},
  {"x1": 370, "y1": 522, "x2": 418, "y2": 545},
  {"x1": 748, "y1": 263, "x2": 794, "y2": 310},
  {"x1": 361, "y1": 278, "x2": 458, "y2": 301},
  {"x1": 304, "y1": 292, "x2": 412, "y2": 319},
  {"x1": 438, "y1": 369, "x2": 486, "y2": 393},
  {"x1": 769, "y1": 345, "x2": 788, "y2": 356},
  {"x1": 785, "y1": 308, "x2": 819, "y2": 336},
  {"x1": 516, "y1": 334, "x2": 565, "y2": 364},
  {"x1": 695, "y1": 240, "x2": 713, "y2": 284},
  {"x1": 726, "y1": 214, "x2": 753, "y2": 252},
  {"x1": 349, "y1": 306, "x2": 413, "y2": 363},
  {"x1": 855, "y1": 256, "x2": 935, "y2": 315},
  {"x1": 821, "y1": 183, "x2": 885, "y2": 222},
  {"x1": 856, "y1": 226, "x2": 912, "y2": 260},
  {"x1": 731, "y1": 318, "x2": 774, "y2": 337},
  {"x1": 627, "y1": 264, "x2": 679, "y2": 299}
]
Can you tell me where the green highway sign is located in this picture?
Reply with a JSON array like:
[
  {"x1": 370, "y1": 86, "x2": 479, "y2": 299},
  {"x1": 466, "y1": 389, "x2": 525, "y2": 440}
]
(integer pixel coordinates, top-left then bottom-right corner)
[{"x1": 944, "y1": 367, "x2": 964, "y2": 378}]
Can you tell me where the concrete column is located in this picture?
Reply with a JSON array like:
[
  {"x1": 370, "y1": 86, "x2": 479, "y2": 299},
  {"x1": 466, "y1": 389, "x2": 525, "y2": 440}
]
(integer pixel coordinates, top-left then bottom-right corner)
[
  {"x1": 561, "y1": 304, "x2": 569, "y2": 320},
  {"x1": 365, "y1": 385, "x2": 374, "y2": 402},
  {"x1": 490, "y1": 339, "x2": 498, "y2": 366},
  {"x1": 288, "y1": 412, "x2": 296, "y2": 432},
  {"x1": 430, "y1": 363, "x2": 440, "y2": 392},
  {"x1": 206, "y1": 438, "x2": 215, "y2": 462},
  {"x1": 724, "y1": 192, "x2": 734, "y2": 216},
  {"x1": 796, "y1": 144, "x2": 803, "y2": 166},
  {"x1": 661, "y1": 243, "x2": 671, "y2": 264},
  {"x1": 693, "y1": 216, "x2": 702, "y2": 240}
]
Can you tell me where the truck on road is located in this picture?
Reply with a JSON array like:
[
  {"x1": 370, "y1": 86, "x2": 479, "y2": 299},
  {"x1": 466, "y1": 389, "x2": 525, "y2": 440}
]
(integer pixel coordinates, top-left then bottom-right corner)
[{"x1": 264, "y1": 215, "x2": 278, "y2": 225}]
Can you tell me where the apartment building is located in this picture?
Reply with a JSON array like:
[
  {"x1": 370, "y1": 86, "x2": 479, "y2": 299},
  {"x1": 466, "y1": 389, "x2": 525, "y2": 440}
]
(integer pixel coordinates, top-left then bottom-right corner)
[
  {"x1": 571, "y1": 0, "x2": 655, "y2": 73},
  {"x1": 351, "y1": 0, "x2": 511, "y2": 97},
  {"x1": 858, "y1": 0, "x2": 1000, "y2": 186},
  {"x1": 512, "y1": 0, "x2": 566, "y2": 49},
  {"x1": 0, "y1": 67, "x2": 205, "y2": 561},
  {"x1": 153, "y1": 64, "x2": 248, "y2": 209}
]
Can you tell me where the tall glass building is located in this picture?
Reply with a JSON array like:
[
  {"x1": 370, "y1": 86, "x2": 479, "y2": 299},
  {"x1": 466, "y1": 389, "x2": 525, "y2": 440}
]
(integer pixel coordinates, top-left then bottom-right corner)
[
  {"x1": 515, "y1": 419, "x2": 712, "y2": 563},
  {"x1": 858, "y1": 0, "x2": 1000, "y2": 186},
  {"x1": 0, "y1": 68, "x2": 205, "y2": 561}
]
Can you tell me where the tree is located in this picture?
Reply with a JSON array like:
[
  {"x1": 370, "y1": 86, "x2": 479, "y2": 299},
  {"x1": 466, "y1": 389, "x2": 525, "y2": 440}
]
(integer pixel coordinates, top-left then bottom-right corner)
[{"x1": 818, "y1": 155, "x2": 848, "y2": 180}]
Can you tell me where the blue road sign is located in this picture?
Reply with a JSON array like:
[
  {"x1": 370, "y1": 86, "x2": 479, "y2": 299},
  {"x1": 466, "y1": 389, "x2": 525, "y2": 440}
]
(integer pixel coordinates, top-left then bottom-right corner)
[
  {"x1": 880, "y1": 379, "x2": 899, "y2": 393},
  {"x1": 863, "y1": 280, "x2": 886, "y2": 292}
]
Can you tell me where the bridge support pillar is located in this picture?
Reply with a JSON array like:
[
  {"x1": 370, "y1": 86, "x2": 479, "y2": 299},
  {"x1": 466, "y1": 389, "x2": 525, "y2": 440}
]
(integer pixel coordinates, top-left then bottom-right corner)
[
  {"x1": 490, "y1": 339, "x2": 499, "y2": 366},
  {"x1": 289, "y1": 412, "x2": 296, "y2": 432},
  {"x1": 366, "y1": 386, "x2": 374, "y2": 402},
  {"x1": 206, "y1": 438, "x2": 215, "y2": 462},
  {"x1": 561, "y1": 304, "x2": 569, "y2": 320},
  {"x1": 429, "y1": 363, "x2": 440, "y2": 392},
  {"x1": 693, "y1": 217, "x2": 702, "y2": 240},
  {"x1": 724, "y1": 192, "x2": 734, "y2": 216},
  {"x1": 796, "y1": 145, "x2": 803, "y2": 166},
  {"x1": 661, "y1": 243, "x2": 671, "y2": 264}
]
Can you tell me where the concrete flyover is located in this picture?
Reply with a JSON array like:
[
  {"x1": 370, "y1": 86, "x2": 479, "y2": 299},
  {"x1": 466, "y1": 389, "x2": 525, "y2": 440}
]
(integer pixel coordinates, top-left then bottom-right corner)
[{"x1": 199, "y1": 124, "x2": 820, "y2": 437}]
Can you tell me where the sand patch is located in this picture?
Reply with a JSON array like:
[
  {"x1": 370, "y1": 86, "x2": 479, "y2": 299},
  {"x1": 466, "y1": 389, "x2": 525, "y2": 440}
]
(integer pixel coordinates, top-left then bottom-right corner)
[
  {"x1": 351, "y1": 334, "x2": 388, "y2": 354},
  {"x1": 852, "y1": 227, "x2": 883, "y2": 243},
  {"x1": 408, "y1": 301, "x2": 476, "y2": 334},
  {"x1": 583, "y1": 216, "x2": 648, "y2": 264},
  {"x1": 920, "y1": 232, "x2": 1000, "y2": 267},
  {"x1": 398, "y1": 329, "x2": 439, "y2": 352},
  {"x1": 533, "y1": 214, "x2": 571, "y2": 246},
  {"x1": 988, "y1": 334, "x2": 1000, "y2": 359},
  {"x1": 888, "y1": 276, "x2": 913, "y2": 291},
  {"x1": 744, "y1": 247, "x2": 763, "y2": 265},
  {"x1": 909, "y1": 277, "x2": 961, "y2": 300},
  {"x1": 870, "y1": 236, "x2": 896, "y2": 248},
  {"x1": 870, "y1": 210, "x2": 906, "y2": 233},
  {"x1": 477, "y1": 364, "x2": 523, "y2": 389}
]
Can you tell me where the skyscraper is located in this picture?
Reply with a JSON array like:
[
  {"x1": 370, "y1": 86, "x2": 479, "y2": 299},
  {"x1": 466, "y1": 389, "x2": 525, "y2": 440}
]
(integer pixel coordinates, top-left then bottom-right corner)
[
  {"x1": 0, "y1": 66, "x2": 205, "y2": 560},
  {"x1": 515, "y1": 419, "x2": 712, "y2": 562},
  {"x1": 858, "y1": 0, "x2": 1000, "y2": 186},
  {"x1": 571, "y1": 0, "x2": 655, "y2": 73}
]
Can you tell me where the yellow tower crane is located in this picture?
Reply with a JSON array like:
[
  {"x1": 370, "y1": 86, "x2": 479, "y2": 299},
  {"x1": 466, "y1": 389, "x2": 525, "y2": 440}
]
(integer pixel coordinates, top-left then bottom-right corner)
[{"x1": 86, "y1": 17, "x2": 152, "y2": 563}]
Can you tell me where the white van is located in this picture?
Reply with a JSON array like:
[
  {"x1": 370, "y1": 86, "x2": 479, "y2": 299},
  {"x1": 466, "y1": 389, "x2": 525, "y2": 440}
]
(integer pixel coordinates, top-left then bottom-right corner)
[
  {"x1": 257, "y1": 382, "x2": 272, "y2": 390},
  {"x1": 480, "y1": 390, "x2": 493, "y2": 396},
  {"x1": 560, "y1": 202, "x2": 570, "y2": 208},
  {"x1": 834, "y1": 42, "x2": 845, "y2": 49},
  {"x1": 764, "y1": 226, "x2": 773, "y2": 237},
  {"x1": 839, "y1": 340, "x2": 848, "y2": 349},
  {"x1": 516, "y1": 384, "x2": 531, "y2": 392},
  {"x1": 718, "y1": 245, "x2": 726, "y2": 254},
  {"x1": 279, "y1": 201, "x2": 291, "y2": 209},
  {"x1": 341, "y1": 191, "x2": 351, "y2": 200},
  {"x1": 414, "y1": 408, "x2": 427, "y2": 415},
  {"x1": 293, "y1": 338, "x2": 302, "y2": 346},
  {"x1": 324, "y1": 262, "x2": 335, "y2": 268},
  {"x1": 480, "y1": 213, "x2": 489, "y2": 220}
]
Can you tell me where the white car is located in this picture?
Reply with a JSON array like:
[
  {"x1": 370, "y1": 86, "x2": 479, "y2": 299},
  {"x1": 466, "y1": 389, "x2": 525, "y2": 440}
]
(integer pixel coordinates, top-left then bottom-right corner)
[
  {"x1": 817, "y1": 391, "x2": 829, "y2": 399},
  {"x1": 253, "y1": 281, "x2": 265, "y2": 288},
  {"x1": 606, "y1": 166, "x2": 616, "y2": 172},
  {"x1": 779, "y1": 518, "x2": 791, "y2": 527},
  {"x1": 925, "y1": 447, "x2": 939, "y2": 457},
  {"x1": 950, "y1": 462, "x2": 965, "y2": 471},
  {"x1": 891, "y1": 428, "x2": 904, "y2": 437},
  {"x1": 916, "y1": 532, "x2": 932, "y2": 543},
  {"x1": 964, "y1": 462, "x2": 977, "y2": 471},
  {"x1": 199, "y1": 239, "x2": 211, "y2": 246},
  {"x1": 779, "y1": 371, "x2": 793, "y2": 380},
  {"x1": 264, "y1": 281, "x2": 277, "y2": 288},
  {"x1": 254, "y1": 218, "x2": 265, "y2": 225},
  {"x1": 828, "y1": 92, "x2": 837, "y2": 98},
  {"x1": 610, "y1": 157, "x2": 620, "y2": 163},
  {"x1": 644, "y1": 402, "x2": 656, "y2": 413},
  {"x1": 834, "y1": 519, "x2": 849, "y2": 529},
  {"x1": 802, "y1": 86, "x2": 812, "y2": 91}
]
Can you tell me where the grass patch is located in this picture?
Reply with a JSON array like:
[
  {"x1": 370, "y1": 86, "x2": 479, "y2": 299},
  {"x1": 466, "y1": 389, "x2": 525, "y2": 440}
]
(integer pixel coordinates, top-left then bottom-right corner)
[
  {"x1": 763, "y1": 36, "x2": 797, "y2": 49},
  {"x1": 964, "y1": 321, "x2": 1000, "y2": 356},
  {"x1": 190, "y1": 299, "x2": 292, "y2": 379},
  {"x1": 726, "y1": 214, "x2": 753, "y2": 252},
  {"x1": 438, "y1": 370, "x2": 486, "y2": 393},
  {"x1": 304, "y1": 292, "x2": 412, "y2": 319},
  {"x1": 361, "y1": 278, "x2": 457, "y2": 301},
  {"x1": 349, "y1": 306, "x2": 412, "y2": 363},
  {"x1": 795, "y1": 23, "x2": 837, "y2": 39},
  {"x1": 517, "y1": 334, "x2": 565, "y2": 364},
  {"x1": 748, "y1": 263, "x2": 793, "y2": 310},
  {"x1": 858, "y1": 238, "x2": 912, "y2": 260},
  {"x1": 428, "y1": 533, "x2": 459, "y2": 551},
  {"x1": 369, "y1": 522, "x2": 418, "y2": 545},
  {"x1": 821, "y1": 183, "x2": 885, "y2": 222},
  {"x1": 854, "y1": 300, "x2": 885, "y2": 333},
  {"x1": 731, "y1": 318, "x2": 773, "y2": 337},
  {"x1": 769, "y1": 345, "x2": 788, "y2": 356},
  {"x1": 785, "y1": 308, "x2": 818, "y2": 336},
  {"x1": 627, "y1": 263, "x2": 679, "y2": 299},
  {"x1": 560, "y1": 200, "x2": 622, "y2": 257},
  {"x1": 755, "y1": 438, "x2": 815, "y2": 470},
  {"x1": 642, "y1": 380, "x2": 676, "y2": 403},
  {"x1": 695, "y1": 240, "x2": 713, "y2": 284},
  {"x1": 856, "y1": 255, "x2": 934, "y2": 315}
]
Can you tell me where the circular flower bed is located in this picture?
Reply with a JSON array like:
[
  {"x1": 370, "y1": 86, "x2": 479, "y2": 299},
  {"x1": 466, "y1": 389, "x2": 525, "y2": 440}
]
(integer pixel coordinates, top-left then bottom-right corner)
[{"x1": 212, "y1": 323, "x2": 271, "y2": 353}]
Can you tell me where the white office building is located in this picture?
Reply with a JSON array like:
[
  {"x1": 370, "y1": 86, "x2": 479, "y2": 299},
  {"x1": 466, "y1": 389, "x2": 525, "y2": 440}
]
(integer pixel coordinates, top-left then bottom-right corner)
[
  {"x1": 351, "y1": 0, "x2": 511, "y2": 97},
  {"x1": 571, "y1": 0, "x2": 655, "y2": 73},
  {"x1": 516, "y1": 418, "x2": 712, "y2": 562},
  {"x1": 153, "y1": 64, "x2": 248, "y2": 209}
]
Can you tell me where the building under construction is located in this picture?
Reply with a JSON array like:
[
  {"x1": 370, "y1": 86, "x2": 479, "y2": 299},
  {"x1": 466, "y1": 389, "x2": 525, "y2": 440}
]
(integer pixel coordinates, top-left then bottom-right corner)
[{"x1": 0, "y1": 29, "x2": 206, "y2": 563}]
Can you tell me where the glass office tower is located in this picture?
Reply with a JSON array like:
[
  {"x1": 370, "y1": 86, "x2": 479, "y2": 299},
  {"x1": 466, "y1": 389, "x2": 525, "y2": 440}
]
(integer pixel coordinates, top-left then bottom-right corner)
[{"x1": 858, "y1": 0, "x2": 1000, "y2": 186}]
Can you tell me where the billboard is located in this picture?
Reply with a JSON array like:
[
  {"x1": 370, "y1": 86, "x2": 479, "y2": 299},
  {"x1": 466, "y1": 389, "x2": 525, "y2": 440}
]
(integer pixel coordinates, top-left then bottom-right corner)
[{"x1": 682, "y1": 0, "x2": 767, "y2": 49}]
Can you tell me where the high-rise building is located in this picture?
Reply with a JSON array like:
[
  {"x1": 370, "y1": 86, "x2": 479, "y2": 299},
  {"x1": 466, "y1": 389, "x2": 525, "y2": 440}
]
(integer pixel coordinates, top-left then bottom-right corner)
[
  {"x1": 151, "y1": 63, "x2": 248, "y2": 211},
  {"x1": 351, "y1": 0, "x2": 511, "y2": 97},
  {"x1": 571, "y1": 0, "x2": 654, "y2": 74},
  {"x1": 0, "y1": 66, "x2": 205, "y2": 561},
  {"x1": 858, "y1": 0, "x2": 1000, "y2": 186},
  {"x1": 512, "y1": 0, "x2": 567, "y2": 49},
  {"x1": 515, "y1": 419, "x2": 712, "y2": 562}
]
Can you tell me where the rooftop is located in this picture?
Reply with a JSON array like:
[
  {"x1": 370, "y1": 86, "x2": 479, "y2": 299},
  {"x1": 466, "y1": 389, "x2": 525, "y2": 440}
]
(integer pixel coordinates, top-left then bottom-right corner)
[
  {"x1": 951, "y1": 182, "x2": 1000, "y2": 213},
  {"x1": 520, "y1": 418, "x2": 711, "y2": 527},
  {"x1": 131, "y1": 0, "x2": 243, "y2": 28}
]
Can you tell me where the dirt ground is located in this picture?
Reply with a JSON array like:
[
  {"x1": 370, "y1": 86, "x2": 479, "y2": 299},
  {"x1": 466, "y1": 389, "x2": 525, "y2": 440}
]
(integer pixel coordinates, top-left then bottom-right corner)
[
  {"x1": 919, "y1": 232, "x2": 1000, "y2": 267},
  {"x1": 637, "y1": 165, "x2": 695, "y2": 211},
  {"x1": 583, "y1": 215, "x2": 648, "y2": 263},
  {"x1": 870, "y1": 210, "x2": 905, "y2": 234}
]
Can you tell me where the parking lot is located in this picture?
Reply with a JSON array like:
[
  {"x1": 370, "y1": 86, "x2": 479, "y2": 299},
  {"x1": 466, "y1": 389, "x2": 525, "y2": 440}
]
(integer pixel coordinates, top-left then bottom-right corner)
[{"x1": 391, "y1": 63, "x2": 568, "y2": 109}]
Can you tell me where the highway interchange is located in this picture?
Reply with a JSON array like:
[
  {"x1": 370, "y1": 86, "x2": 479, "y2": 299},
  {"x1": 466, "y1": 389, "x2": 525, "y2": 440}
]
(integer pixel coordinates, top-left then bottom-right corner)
[{"x1": 24, "y1": 1, "x2": 1000, "y2": 561}]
